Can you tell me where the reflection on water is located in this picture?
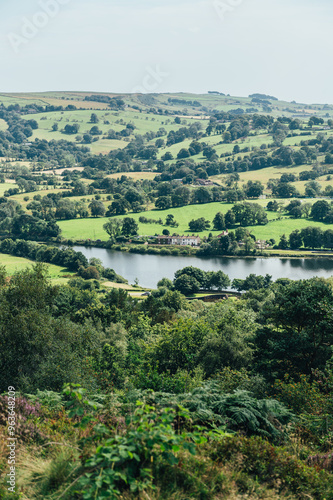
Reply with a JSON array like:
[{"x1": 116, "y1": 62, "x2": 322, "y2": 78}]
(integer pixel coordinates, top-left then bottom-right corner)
[{"x1": 73, "y1": 247, "x2": 333, "y2": 288}]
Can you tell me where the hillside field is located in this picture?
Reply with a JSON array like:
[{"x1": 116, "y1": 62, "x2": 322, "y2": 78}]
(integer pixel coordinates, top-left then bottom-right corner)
[
  {"x1": 0, "y1": 253, "x2": 74, "y2": 282},
  {"x1": 57, "y1": 200, "x2": 333, "y2": 242}
]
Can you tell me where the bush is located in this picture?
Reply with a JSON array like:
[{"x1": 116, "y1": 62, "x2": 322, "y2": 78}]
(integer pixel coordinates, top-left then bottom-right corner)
[{"x1": 210, "y1": 436, "x2": 333, "y2": 498}]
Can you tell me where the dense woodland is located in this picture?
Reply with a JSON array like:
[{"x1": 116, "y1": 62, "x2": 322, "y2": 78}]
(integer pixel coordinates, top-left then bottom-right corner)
[{"x1": 1, "y1": 264, "x2": 333, "y2": 498}]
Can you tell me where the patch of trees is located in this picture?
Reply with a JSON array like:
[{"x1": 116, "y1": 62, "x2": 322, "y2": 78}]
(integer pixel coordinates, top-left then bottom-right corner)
[
  {"x1": 249, "y1": 93, "x2": 278, "y2": 101},
  {"x1": 232, "y1": 202, "x2": 268, "y2": 226},
  {"x1": 84, "y1": 95, "x2": 125, "y2": 109},
  {"x1": 167, "y1": 98, "x2": 202, "y2": 107},
  {"x1": 166, "y1": 123, "x2": 203, "y2": 146},
  {"x1": 103, "y1": 217, "x2": 139, "y2": 242},
  {"x1": 172, "y1": 266, "x2": 231, "y2": 294},
  {"x1": 278, "y1": 226, "x2": 333, "y2": 250},
  {"x1": 189, "y1": 217, "x2": 210, "y2": 232}
]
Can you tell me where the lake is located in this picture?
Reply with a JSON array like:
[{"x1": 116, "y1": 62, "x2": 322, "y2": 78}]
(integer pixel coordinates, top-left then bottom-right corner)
[{"x1": 73, "y1": 247, "x2": 333, "y2": 288}]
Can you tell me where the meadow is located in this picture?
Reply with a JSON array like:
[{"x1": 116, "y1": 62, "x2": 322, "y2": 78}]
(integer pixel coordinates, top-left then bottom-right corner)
[
  {"x1": 57, "y1": 199, "x2": 333, "y2": 242},
  {"x1": 20, "y1": 108, "x2": 203, "y2": 154},
  {"x1": 0, "y1": 253, "x2": 74, "y2": 281},
  {"x1": 0, "y1": 182, "x2": 18, "y2": 195}
]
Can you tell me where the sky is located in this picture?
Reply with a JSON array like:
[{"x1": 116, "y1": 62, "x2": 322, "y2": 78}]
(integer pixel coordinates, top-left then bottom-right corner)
[{"x1": 0, "y1": 0, "x2": 332, "y2": 103}]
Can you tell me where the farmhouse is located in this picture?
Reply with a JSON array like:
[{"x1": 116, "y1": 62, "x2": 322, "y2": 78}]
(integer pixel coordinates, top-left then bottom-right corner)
[
  {"x1": 256, "y1": 240, "x2": 270, "y2": 250},
  {"x1": 196, "y1": 179, "x2": 215, "y2": 186},
  {"x1": 157, "y1": 235, "x2": 201, "y2": 246}
]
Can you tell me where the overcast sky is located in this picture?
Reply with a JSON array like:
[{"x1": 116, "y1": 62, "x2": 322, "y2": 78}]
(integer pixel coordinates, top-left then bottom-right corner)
[{"x1": 0, "y1": 0, "x2": 332, "y2": 103}]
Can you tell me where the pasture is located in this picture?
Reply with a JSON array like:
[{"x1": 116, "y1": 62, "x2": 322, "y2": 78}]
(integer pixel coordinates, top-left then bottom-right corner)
[
  {"x1": 57, "y1": 199, "x2": 331, "y2": 242},
  {"x1": 0, "y1": 253, "x2": 74, "y2": 281}
]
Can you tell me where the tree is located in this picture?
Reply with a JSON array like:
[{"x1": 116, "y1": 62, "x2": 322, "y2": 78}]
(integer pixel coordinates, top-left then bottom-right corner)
[
  {"x1": 63, "y1": 124, "x2": 80, "y2": 134},
  {"x1": 192, "y1": 187, "x2": 212, "y2": 204},
  {"x1": 289, "y1": 230, "x2": 302, "y2": 249},
  {"x1": 165, "y1": 214, "x2": 178, "y2": 227},
  {"x1": 208, "y1": 271, "x2": 230, "y2": 290},
  {"x1": 157, "y1": 277, "x2": 174, "y2": 289},
  {"x1": 174, "y1": 266, "x2": 207, "y2": 287},
  {"x1": 311, "y1": 200, "x2": 330, "y2": 221},
  {"x1": 232, "y1": 274, "x2": 272, "y2": 292},
  {"x1": 90, "y1": 126, "x2": 102, "y2": 135},
  {"x1": 83, "y1": 133, "x2": 93, "y2": 143},
  {"x1": 232, "y1": 202, "x2": 268, "y2": 227},
  {"x1": 155, "y1": 196, "x2": 172, "y2": 210},
  {"x1": 278, "y1": 234, "x2": 288, "y2": 249},
  {"x1": 121, "y1": 218, "x2": 138, "y2": 237},
  {"x1": 272, "y1": 183, "x2": 299, "y2": 198},
  {"x1": 173, "y1": 274, "x2": 200, "y2": 295},
  {"x1": 300, "y1": 227, "x2": 323, "y2": 249},
  {"x1": 103, "y1": 219, "x2": 123, "y2": 240},
  {"x1": 79, "y1": 266, "x2": 100, "y2": 280},
  {"x1": 225, "y1": 210, "x2": 236, "y2": 228},
  {"x1": 323, "y1": 229, "x2": 333, "y2": 250},
  {"x1": 266, "y1": 200, "x2": 279, "y2": 211},
  {"x1": 255, "y1": 278, "x2": 333, "y2": 378},
  {"x1": 90, "y1": 113, "x2": 99, "y2": 123},
  {"x1": 305, "y1": 181, "x2": 321, "y2": 198},
  {"x1": 189, "y1": 218, "x2": 210, "y2": 232},
  {"x1": 89, "y1": 200, "x2": 106, "y2": 217},
  {"x1": 52, "y1": 123, "x2": 58, "y2": 131},
  {"x1": 177, "y1": 148, "x2": 190, "y2": 159},
  {"x1": 212, "y1": 212, "x2": 226, "y2": 231},
  {"x1": 107, "y1": 198, "x2": 130, "y2": 215},
  {"x1": 0, "y1": 264, "x2": 101, "y2": 392},
  {"x1": 245, "y1": 181, "x2": 264, "y2": 199}
]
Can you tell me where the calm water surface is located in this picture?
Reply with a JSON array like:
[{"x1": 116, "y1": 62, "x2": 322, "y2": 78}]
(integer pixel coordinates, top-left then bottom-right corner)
[{"x1": 73, "y1": 247, "x2": 333, "y2": 288}]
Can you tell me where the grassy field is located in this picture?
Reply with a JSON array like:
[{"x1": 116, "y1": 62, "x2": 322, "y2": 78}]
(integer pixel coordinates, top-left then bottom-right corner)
[
  {"x1": 20, "y1": 108, "x2": 202, "y2": 154},
  {"x1": 0, "y1": 182, "x2": 18, "y2": 195},
  {"x1": 107, "y1": 171, "x2": 157, "y2": 181},
  {"x1": 1, "y1": 91, "x2": 332, "y2": 118},
  {"x1": 0, "y1": 119, "x2": 7, "y2": 131},
  {"x1": 0, "y1": 253, "x2": 74, "y2": 281},
  {"x1": 211, "y1": 161, "x2": 333, "y2": 196},
  {"x1": 57, "y1": 200, "x2": 333, "y2": 242}
]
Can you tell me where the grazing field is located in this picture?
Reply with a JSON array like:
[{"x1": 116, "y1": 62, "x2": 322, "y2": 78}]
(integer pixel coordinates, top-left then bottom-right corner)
[
  {"x1": 107, "y1": 171, "x2": 157, "y2": 181},
  {"x1": 211, "y1": 164, "x2": 314, "y2": 186},
  {"x1": 0, "y1": 119, "x2": 7, "y2": 131},
  {"x1": 0, "y1": 183, "x2": 18, "y2": 195},
  {"x1": 0, "y1": 253, "x2": 74, "y2": 280},
  {"x1": 20, "y1": 108, "x2": 203, "y2": 154},
  {"x1": 58, "y1": 200, "x2": 332, "y2": 242},
  {"x1": 11, "y1": 187, "x2": 70, "y2": 208}
]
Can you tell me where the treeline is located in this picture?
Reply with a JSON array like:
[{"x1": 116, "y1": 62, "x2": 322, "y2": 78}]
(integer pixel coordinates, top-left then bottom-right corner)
[
  {"x1": 83, "y1": 95, "x2": 125, "y2": 109},
  {"x1": 279, "y1": 226, "x2": 333, "y2": 250},
  {"x1": 0, "y1": 238, "x2": 124, "y2": 282}
]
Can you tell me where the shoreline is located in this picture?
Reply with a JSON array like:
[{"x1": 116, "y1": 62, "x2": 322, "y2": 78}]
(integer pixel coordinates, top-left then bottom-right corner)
[{"x1": 65, "y1": 239, "x2": 333, "y2": 259}]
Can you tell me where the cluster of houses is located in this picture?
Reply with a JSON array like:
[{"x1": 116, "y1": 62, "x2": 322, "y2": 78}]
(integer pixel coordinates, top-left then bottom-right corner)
[
  {"x1": 156, "y1": 235, "x2": 201, "y2": 246},
  {"x1": 155, "y1": 231, "x2": 270, "y2": 250}
]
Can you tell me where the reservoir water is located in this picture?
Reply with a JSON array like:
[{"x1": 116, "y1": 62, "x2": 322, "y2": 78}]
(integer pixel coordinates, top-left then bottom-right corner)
[{"x1": 73, "y1": 247, "x2": 333, "y2": 288}]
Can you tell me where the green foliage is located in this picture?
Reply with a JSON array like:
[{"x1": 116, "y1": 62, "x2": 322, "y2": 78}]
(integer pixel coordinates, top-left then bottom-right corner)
[
  {"x1": 210, "y1": 435, "x2": 333, "y2": 498},
  {"x1": 255, "y1": 278, "x2": 333, "y2": 379},
  {"x1": 67, "y1": 392, "x2": 205, "y2": 499}
]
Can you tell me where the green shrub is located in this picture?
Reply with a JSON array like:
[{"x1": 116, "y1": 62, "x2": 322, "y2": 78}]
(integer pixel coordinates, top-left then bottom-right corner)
[{"x1": 209, "y1": 435, "x2": 333, "y2": 498}]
